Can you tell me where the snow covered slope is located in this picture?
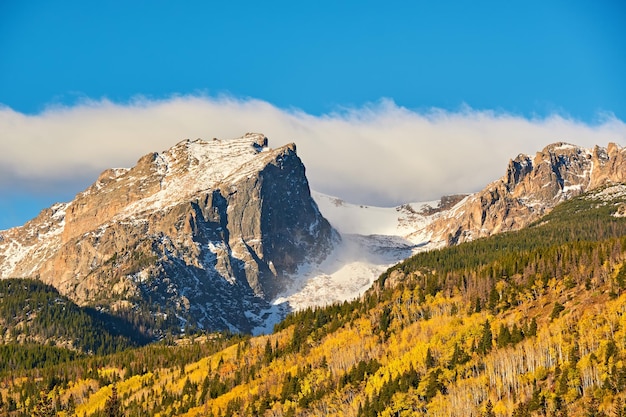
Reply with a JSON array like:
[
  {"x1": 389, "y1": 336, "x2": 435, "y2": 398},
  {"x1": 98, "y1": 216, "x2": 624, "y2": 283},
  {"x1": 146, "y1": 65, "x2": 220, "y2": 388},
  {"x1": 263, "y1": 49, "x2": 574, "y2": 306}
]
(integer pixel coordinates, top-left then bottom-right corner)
[
  {"x1": 270, "y1": 136, "x2": 626, "y2": 314},
  {"x1": 312, "y1": 192, "x2": 440, "y2": 238},
  {"x1": 268, "y1": 192, "x2": 456, "y2": 313}
]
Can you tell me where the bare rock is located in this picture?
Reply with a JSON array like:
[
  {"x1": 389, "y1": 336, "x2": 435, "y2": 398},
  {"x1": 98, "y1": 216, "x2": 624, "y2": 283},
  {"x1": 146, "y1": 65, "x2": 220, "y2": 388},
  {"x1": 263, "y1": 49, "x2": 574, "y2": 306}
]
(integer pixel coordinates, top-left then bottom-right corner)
[{"x1": 429, "y1": 142, "x2": 626, "y2": 244}]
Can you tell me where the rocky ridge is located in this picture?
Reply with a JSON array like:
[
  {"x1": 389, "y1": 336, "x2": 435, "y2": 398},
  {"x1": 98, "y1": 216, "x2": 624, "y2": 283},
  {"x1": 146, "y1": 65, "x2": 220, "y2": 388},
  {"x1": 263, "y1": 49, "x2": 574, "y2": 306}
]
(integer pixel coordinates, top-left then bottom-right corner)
[
  {"x1": 426, "y1": 142, "x2": 626, "y2": 244},
  {"x1": 1, "y1": 139, "x2": 624, "y2": 334},
  {"x1": 301, "y1": 142, "x2": 626, "y2": 310},
  {"x1": 0, "y1": 133, "x2": 337, "y2": 333}
]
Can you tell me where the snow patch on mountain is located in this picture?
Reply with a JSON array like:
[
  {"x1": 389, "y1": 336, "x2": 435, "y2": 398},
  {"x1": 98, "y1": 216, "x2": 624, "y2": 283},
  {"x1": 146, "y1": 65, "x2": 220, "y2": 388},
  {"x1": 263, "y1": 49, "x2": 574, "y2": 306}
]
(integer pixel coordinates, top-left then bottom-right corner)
[
  {"x1": 0, "y1": 202, "x2": 68, "y2": 278},
  {"x1": 119, "y1": 134, "x2": 271, "y2": 218},
  {"x1": 263, "y1": 192, "x2": 446, "y2": 315},
  {"x1": 312, "y1": 191, "x2": 441, "y2": 240}
]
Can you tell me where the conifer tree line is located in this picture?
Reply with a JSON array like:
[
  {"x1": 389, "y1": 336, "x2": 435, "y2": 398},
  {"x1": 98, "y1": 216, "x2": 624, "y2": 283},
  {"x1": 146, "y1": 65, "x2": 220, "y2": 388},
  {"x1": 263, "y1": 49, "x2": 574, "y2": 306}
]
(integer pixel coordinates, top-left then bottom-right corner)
[{"x1": 1, "y1": 185, "x2": 626, "y2": 415}]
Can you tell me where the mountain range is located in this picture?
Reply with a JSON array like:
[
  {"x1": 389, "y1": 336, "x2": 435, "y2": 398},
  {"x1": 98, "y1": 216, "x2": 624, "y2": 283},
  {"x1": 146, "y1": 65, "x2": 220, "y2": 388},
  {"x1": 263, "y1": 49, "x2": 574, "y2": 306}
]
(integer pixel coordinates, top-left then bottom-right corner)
[
  {"x1": 3, "y1": 181, "x2": 626, "y2": 417},
  {"x1": 2, "y1": 133, "x2": 626, "y2": 417},
  {"x1": 0, "y1": 134, "x2": 624, "y2": 336}
]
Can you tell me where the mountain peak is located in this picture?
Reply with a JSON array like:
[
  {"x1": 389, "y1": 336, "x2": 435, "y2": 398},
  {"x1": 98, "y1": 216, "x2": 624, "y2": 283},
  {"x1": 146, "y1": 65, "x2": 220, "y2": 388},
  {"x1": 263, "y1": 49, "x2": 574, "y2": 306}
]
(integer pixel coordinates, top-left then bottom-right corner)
[
  {"x1": 0, "y1": 133, "x2": 336, "y2": 334},
  {"x1": 64, "y1": 133, "x2": 278, "y2": 242},
  {"x1": 540, "y1": 141, "x2": 583, "y2": 153},
  {"x1": 427, "y1": 142, "x2": 626, "y2": 245}
]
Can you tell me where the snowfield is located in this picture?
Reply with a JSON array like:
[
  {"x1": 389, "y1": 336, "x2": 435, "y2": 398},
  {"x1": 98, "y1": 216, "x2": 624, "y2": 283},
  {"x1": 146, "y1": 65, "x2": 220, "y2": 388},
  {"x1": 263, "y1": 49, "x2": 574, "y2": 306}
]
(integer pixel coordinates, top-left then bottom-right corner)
[{"x1": 266, "y1": 192, "x2": 444, "y2": 318}]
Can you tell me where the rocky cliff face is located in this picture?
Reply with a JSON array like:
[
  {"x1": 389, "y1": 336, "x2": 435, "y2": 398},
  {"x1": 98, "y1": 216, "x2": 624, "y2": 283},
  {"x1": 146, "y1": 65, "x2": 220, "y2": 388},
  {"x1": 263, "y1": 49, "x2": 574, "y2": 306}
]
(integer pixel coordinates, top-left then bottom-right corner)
[
  {"x1": 428, "y1": 142, "x2": 626, "y2": 244},
  {"x1": 0, "y1": 133, "x2": 337, "y2": 333}
]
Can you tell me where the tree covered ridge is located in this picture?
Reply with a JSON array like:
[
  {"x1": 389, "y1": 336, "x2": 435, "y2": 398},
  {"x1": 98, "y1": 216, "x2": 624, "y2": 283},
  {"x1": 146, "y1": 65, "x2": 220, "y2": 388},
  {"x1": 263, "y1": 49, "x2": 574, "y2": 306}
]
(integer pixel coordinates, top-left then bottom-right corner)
[
  {"x1": 0, "y1": 278, "x2": 148, "y2": 355},
  {"x1": 2, "y1": 184, "x2": 626, "y2": 416},
  {"x1": 377, "y1": 183, "x2": 626, "y2": 301}
]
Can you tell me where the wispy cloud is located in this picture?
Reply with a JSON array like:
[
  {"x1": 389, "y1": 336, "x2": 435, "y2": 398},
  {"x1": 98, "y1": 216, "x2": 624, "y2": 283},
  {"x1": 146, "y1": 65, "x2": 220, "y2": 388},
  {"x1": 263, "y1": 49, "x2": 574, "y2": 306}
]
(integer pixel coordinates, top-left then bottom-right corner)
[{"x1": 1, "y1": 96, "x2": 625, "y2": 206}]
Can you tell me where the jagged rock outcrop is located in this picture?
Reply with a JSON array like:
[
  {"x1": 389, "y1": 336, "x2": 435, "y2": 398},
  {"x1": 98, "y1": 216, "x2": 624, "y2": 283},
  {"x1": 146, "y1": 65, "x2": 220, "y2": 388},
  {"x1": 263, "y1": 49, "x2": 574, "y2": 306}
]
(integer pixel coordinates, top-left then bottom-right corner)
[
  {"x1": 0, "y1": 133, "x2": 337, "y2": 333},
  {"x1": 428, "y1": 142, "x2": 626, "y2": 244}
]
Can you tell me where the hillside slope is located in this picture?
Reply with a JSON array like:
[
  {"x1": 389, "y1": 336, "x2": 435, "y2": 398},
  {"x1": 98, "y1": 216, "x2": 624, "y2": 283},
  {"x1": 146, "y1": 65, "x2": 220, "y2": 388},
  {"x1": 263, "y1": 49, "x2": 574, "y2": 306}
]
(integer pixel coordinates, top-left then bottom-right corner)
[
  {"x1": 3, "y1": 184, "x2": 626, "y2": 417},
  {"x1": 0, "y1": 278, "x2": 146, "y2": 354}
]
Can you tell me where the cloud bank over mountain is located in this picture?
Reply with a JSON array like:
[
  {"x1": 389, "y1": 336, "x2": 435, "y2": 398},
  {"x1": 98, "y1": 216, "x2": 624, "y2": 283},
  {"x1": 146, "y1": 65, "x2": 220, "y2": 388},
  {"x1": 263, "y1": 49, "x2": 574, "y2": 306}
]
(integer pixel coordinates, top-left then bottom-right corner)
[{"x1": 1, "y1": 96, "x2": 625, "y2": 206}]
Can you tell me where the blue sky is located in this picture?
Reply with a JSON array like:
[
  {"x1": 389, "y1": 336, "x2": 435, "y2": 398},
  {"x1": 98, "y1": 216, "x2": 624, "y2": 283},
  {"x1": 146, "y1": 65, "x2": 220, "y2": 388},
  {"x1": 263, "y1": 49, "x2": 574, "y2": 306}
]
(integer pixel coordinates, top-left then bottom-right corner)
[{"x1": 1, "y1": 1, "x2": 625, "y2": 229}]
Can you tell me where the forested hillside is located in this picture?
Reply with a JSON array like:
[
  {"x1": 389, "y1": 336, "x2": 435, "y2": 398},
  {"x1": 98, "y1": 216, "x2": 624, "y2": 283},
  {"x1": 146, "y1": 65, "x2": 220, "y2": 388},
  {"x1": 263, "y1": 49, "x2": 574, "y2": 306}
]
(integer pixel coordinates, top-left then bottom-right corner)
[
  {"x1": 0, "y1": 279, "x2": 149, "y2": 355},
  {"x1": 2, "y1": 184, "x2": 626, "y2": 416}
]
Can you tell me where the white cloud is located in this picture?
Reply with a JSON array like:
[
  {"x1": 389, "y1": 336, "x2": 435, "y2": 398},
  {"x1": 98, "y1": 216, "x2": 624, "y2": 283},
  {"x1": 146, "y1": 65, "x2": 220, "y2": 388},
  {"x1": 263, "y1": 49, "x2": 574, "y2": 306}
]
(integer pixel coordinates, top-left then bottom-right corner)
[{"x1": 1, "y1": 96, "x2": 625, "y2": 207}]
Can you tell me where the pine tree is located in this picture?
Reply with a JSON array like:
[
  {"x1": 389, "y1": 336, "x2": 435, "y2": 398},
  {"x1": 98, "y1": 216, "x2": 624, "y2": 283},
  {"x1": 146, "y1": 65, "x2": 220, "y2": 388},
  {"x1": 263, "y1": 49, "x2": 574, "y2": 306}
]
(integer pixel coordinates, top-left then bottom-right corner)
[
  {"x1": 511, "y1": 323, "x2": 524, "y2": 344},
  {"x1": 477, "y1": 320, "x2": 493, "y2": 354},
  {"x1": 67, "y1": 393, "x2": 76, "y2": 414},
  {"x1": 497, "y1": 323, "x2": 512, "y2": 348},
  {"x1": 422, "y1": 368, "x2": 443, "y2": 401},
  {"x1": 512, "y1": 401, "x2": 530, "y2": 417},
  {"x1": 484, "y1": 399, "x2": 496, "y2": 417},
  {"x1": 425, "y1": 347, "x2": 436, "y2": 369},
  {"x1": 527, "y1": 317, "x2": 538, "y2": 337},
  {"x1": 550, "y1": 301, "x2": 565, "y2": 320},
  {"x1": 104, "y1": 384, "x2": 124, "y2": 417},
  {"x1": 488, "y1": 287, "x2": 499, "y2": 312},
  {"x1": 263, "y1": 338, "x2": 273, "y2": 364},
  {"x1": 614, "y1": 397, "x2": 625, "y2": 417},
  {"x1": 474, "y1": 297, "x2": 482, "y2": 313}
]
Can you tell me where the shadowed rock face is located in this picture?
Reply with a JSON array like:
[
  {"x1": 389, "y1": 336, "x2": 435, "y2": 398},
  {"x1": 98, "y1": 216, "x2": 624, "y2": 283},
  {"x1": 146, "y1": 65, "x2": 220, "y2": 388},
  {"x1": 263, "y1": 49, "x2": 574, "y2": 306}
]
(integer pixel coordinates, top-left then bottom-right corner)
[
  {"x1": 427, "y1": 142, "x2": 626, "y2": 245},
  {"x1": 0, "y1": 134, "x2": 337, "y2": 333}
]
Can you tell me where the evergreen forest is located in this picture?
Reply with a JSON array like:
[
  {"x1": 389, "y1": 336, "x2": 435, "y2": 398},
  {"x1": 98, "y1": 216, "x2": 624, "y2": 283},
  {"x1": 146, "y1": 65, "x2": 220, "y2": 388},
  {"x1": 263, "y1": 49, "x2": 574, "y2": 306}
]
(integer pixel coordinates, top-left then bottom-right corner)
[{"x1": 2, "y1": 185, "x2": 626, "y2": 416}]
